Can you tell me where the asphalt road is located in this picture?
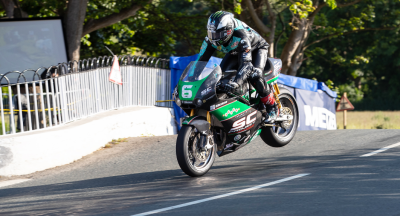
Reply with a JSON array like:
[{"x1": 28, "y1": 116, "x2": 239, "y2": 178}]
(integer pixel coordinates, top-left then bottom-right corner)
[{"x1": 1, "y1": 129, "x2": 400, "y2": 216}]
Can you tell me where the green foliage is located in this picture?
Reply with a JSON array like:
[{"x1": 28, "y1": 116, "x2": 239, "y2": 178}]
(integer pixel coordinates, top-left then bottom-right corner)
[
  {"x1": 338, "y1": 83, "x2": 364, "y2": 102},
  {"x1": 299, "y1": 0, "x2": 400, "y2": 110},
  {"x1": 325, "y1": 0, "x2": 337, "y2": 9},
  {"x1": 80, "y1": 0, "x2": 213, "y2": 58},
  {"x1": 234, "y1": 2, "x2": 242, "y2": 15},
  {"x1": 289, "y1": 0, "x2": 316, "y2": 19}
]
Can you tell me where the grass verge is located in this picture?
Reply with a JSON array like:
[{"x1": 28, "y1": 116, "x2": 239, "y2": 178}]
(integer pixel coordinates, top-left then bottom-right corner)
[
  {"x1": 336, "y1": 111, "x2": 400, "y2": 129},
  {"x1": 103, "y1": 138, "x2": 128, "y2": 148}
]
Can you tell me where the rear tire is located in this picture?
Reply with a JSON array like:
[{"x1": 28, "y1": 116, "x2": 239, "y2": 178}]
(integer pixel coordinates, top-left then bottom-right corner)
[
  {"x1": 260, "y1": 88, "x2": 299, "y2": 147},
  {"x1": 176, "y1": 125, "x2": 216, "y2": 177}
]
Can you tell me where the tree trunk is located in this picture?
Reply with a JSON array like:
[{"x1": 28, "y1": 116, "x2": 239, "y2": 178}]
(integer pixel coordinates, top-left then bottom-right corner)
[
  {"x1": 243, "y1": 0, "x2": 276, "y2": 57},
  {"x1": 0, "y1": 0, "x2": 15, "y2": 18},
  {"x1": 266, "y1": 16, "x2": 276, "y2": 57},
  {"x1": 286, "y1": 17, "x2": 315, "y2": 76},
  {"x1": 12, "y1": 0, "x2": 27, "y2": 18},
  {"x1": 64, "y1": 0, "x2": 88, "y2": 61},
  {"x1": 280, "y1": 18, "x2": 307, "y2": 75}
]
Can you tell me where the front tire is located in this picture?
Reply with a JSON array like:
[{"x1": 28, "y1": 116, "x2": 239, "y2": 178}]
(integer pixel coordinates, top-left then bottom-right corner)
[
  {"x1": 176, "y1": 125, "x2": 216, "y2": 177},
  {"x1": 260, "y1": 88, "x2": 299, "y2": 147}
]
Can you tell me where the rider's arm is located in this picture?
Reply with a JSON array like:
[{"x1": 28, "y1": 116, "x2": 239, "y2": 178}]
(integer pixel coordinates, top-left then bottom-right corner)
[
  {"x1": 234, "y1": 38, "x2": 253, "y2": 86},
  {"x1": 197, "y1": 37, "x2": 216, "y2": 62}
]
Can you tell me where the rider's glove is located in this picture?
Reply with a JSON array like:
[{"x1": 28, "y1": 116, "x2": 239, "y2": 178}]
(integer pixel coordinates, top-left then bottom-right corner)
[
  {"x1": 250, "y1": 68, "x2": 263, "y2": 79},
  {"x1": 224, "y1": 81, "x2": 239, "y2": 92}
]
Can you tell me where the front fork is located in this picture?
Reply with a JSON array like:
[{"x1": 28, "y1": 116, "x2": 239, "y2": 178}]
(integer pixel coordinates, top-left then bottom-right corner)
[
  {"x1": 272, "y1": 83, "x2": 282, "y2": 110},
  {"x1": 190, "y1": 109, "x2": 212, "y2": 126},
  {"x1": 189, "y1": 109, "x2": 213, "y2": 150}
]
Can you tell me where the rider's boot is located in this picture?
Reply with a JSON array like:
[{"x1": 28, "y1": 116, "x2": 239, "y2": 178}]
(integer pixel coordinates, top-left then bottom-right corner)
[{"x1": 261, "y1": 93, "x2": 279, "y2": 123}]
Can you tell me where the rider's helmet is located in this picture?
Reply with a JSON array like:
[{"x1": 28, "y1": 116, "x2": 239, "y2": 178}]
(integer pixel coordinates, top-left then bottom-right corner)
[{"x1": 207, "y1": 11, "x2": 235, "y2": 46}]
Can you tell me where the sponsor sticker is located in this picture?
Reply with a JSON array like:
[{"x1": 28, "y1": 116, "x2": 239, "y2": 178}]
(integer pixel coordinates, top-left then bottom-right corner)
[
  {"x1": 229, "y1": 111, "x2": 257, "y2": 133},
  {"x1": 273, "y1": 61, "x2": 282, "y2": 73},
  {"x1": 227, "y1": 29, "x2": 232, "y2": 35},
  {"x1": 230, "y1": 41, "x2": 239, "y2": 48},
  {"x1": 224, "y1": 143, "x2": 234, "y2": 150},
  {"x1": 210, "y1": 101, "x2": 228, "y2": 110},
  {"x1": 201, "y1": 87, "x2": 212, "y2": 96},
  {"x1": 234, "y1": 135, "x2": 241, "y2": 141},
  {"x1": 223, "y1": 108, "x2": 240, "y2": 117},
  {"x1": 229, "y1": 123, "x2": 254, "y2": 133},
  {"x1": 183, "y1": 100, "x2": 193, "y2": 104}
]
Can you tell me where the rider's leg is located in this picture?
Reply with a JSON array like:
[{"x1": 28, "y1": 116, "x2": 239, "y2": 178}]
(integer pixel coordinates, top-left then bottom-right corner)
[{"x1": 248, "y1": 48, "x2": 279, "y2": 121}]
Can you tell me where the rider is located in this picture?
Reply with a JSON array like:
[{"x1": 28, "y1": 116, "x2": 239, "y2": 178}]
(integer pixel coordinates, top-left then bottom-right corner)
[{"x1": 196, "y1": 11, "x2": 279, "y2": 122}]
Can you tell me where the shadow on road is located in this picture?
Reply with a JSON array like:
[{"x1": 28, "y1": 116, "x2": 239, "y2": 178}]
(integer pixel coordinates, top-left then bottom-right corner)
[{"x1": 1, "y1": 150, "x2": 400, "y2": 215}]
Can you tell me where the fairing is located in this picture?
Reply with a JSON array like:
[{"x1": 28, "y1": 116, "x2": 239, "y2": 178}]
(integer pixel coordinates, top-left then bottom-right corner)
[
  {"x1": 178, "y1": 61, "x2": 222, "y2": 110},
  {"x1": 264, "y1": 58, "x2": 282, "y2": 84}
]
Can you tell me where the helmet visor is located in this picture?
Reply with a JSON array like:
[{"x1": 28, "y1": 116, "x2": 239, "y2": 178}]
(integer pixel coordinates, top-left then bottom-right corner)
[{"x1": 207, "y1": 29, "x2": 226, "y2": 41}]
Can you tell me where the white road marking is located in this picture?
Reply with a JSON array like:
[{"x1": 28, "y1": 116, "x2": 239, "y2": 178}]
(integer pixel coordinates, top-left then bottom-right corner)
[
  {"x1": 361, "y1": 142, "x2": 400, "y2": 157},
  {"x1": 131, "y1": 173, "x2": 310, "y2": 216},
  {"x1": 0, "y1": 179, "x2": 31, "y2": 188}
]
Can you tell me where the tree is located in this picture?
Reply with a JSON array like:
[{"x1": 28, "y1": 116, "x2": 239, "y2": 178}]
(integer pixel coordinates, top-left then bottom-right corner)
[
  {"x1": 209, "y1": 0, "x2": 399, "y2": 76},
  {"x1": 0, "y1": 0, "x2": 27, "y2": 18},
  {"x1": 0, "y1": 0, "x2": 152, "y2": 61},
  {"x1": 79, "y1": 0, "x2": 212, "y2": 59},
  {"x1": 297, "y1": 0, "x2": 400, "y2": 109}
]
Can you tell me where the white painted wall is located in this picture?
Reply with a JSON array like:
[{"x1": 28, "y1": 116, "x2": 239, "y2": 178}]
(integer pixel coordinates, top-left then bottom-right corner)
[{"x1": 0, "y1": 107, "x2": 177, "y2": 177}]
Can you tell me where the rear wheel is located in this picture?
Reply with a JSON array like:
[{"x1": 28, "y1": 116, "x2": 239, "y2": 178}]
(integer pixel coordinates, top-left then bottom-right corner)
[
  {"x1": 176, "y1": 125, "x2": 216, "y2": 177},
  {"x1": 260, "y1": 88, "x2": 299, "y2": 147}
]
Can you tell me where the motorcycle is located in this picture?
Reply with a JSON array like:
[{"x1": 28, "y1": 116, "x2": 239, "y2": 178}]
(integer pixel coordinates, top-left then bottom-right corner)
[{"x1": 173, "y1": 58, "x2": 299, "y2": 177}]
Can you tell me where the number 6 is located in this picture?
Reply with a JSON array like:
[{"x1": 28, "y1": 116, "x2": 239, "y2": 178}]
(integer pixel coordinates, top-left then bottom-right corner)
[{"x1": 182, "y1": 85, "x2": 193, "y2": 98}]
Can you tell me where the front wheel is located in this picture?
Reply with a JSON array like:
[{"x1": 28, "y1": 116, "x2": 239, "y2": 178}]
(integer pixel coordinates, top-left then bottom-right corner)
[
  {"x1": 260, "y1": 88, "x2": 299, "y2": 147},
  {"x1": 176, "y1": 125, "x2": 216, "y2": 177}
]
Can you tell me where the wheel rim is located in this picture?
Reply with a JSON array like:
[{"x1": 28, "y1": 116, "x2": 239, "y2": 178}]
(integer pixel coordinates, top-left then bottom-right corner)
[
  {"x1": 273, "y1": 96, "x2": 297, "y2": 138},
  {"x1": 186, "y1": 129, "x2": 214, "y2": 171}
]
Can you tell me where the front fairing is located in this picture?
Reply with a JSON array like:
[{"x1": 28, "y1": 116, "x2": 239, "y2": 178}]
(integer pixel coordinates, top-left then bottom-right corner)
[{"x1": 178, "y1": 61, "x2": 222, "y2": 110}]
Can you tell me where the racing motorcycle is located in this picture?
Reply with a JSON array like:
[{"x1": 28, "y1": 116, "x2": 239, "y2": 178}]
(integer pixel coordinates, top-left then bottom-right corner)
[{"x1": 173, "y1": 58, "x2": 298, "y2": 177}]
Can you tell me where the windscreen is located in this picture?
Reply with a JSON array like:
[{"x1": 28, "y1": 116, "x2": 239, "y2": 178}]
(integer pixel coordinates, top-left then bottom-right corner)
[
  {"x1": 0, "y1": 19, "x2": 68, "y2": 83},
  {"x1": 180, "y1": 61, "x2": 219, "y2": 82}
]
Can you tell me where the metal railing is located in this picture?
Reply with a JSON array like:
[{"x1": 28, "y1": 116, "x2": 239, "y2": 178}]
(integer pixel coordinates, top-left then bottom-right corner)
[{"x1": 0, "y1": 55, "x2": 172, "y2": 135}]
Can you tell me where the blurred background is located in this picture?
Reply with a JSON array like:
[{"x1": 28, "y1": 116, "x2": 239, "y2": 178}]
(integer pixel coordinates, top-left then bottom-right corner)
[{"x1": 0, "y1": 0, "x2": 399, "y2": 129}]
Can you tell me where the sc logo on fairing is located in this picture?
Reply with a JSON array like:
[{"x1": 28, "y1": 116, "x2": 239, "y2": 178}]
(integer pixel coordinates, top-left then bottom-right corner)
[{"x1": 231, "y1": 110, "x2": 257, "y2": 131}]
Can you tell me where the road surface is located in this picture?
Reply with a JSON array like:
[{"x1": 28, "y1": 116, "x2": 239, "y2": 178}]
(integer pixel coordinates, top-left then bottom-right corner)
[{"x1": 1, "y1": 129, "x2": 400, "y2": 216}]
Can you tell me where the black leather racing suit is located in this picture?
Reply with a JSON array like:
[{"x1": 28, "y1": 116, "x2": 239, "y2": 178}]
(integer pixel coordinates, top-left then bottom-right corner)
[{"x1": 196, "y1": 19, "x2": 271, "y2": 98}]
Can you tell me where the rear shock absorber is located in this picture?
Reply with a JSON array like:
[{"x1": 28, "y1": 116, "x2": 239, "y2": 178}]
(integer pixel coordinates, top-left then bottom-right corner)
[{"x1": 272, "y1": 83, "x2": 282, "y2": 110}]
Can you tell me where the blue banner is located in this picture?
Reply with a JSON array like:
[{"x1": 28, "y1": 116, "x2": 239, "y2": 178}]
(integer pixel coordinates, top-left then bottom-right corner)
[{"x1": 295, "y1": 89, "x2": 337, "y2": 131}]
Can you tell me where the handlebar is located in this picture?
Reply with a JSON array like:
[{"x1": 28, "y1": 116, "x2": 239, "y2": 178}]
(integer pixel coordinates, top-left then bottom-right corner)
[{"x1": 217, "y1": 83, "x2": 250, "y2": 106}]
